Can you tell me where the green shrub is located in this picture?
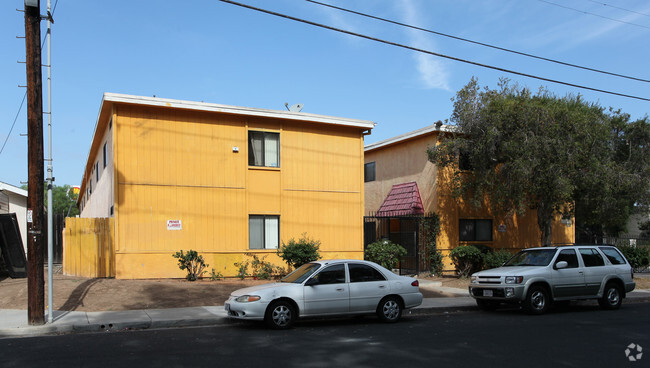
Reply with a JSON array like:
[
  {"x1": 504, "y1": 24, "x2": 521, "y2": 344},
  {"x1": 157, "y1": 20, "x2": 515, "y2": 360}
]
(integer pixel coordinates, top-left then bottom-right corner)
[
  {"x1": 365, "y1": 240, "x2": 407, "y2": 270},
  {"x1": 619, "y1": 245, "x2": 650, "y2": 271},
  {"x1": 249, "y1": 254, "x2": 285, "y2": 280},
  {"x1": 233, "y1": 258, "x2": 250, "y2": 280},
  {"x1": 172, "y1": 250, "x2": 208, "y2": 281},
  {"x1": 210, "y1": 269, "x2": 224, "y2": 281},
  {"x1": 449, "y1": 245, "x2": 483, "y2": 277},
  {"x1": 277, "y1": 233, "x2": 321, "y2": 269},
  {"x1": 429, "y1": 249, "x2": 445, "y2": 276},
  {"x1": 233, "y1": 254, "x2": 285, "y2": 280},
  {"x1": 484, "y1": 249, "x2": 513, "y2": 269}
]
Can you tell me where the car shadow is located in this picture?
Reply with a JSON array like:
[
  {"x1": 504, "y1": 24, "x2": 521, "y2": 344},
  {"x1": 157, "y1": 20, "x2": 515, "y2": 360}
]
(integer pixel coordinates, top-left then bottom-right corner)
[
  {"x1": 225, "y1": 313, "x2": 421, "y2": 330},
  {"x1": 485, "y1": 301, "x2": 604, "y2": 315}
]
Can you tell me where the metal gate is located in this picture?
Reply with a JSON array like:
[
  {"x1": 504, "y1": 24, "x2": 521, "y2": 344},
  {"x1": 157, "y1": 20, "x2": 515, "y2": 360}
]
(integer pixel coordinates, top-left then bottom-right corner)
[{"x1": 364, "y1": 214, "x2": 436, "y2": 275}]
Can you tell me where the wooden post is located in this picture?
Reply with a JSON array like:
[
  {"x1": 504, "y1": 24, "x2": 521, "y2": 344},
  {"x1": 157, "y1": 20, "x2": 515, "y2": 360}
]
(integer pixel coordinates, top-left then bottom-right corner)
[{"x1": 25, "y1": 0, "x2": 45, "y2": 325}]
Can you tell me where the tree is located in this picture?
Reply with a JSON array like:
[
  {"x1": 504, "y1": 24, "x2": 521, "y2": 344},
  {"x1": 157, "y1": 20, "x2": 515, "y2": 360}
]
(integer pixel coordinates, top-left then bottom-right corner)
[
  {"x1": 574, "y1": 110, "x2": 650, "y2": 241},
  {"x1": 428, "y1": 78, "x2": 650, "y2": 245},
  {"x1": 23, "y1": 184, "x2": 80, "y2": 216},
  {"x1": 49, "y1": 184, "x2": 80, "y2": 216}
]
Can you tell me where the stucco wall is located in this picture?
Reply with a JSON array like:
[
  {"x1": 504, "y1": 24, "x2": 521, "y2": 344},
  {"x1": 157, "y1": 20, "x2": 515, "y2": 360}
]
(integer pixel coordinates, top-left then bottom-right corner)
[
  {"x1": 80, "y1": 120, "x2": 114, "y2": 218},
  {"x1": 364, "y1": 133, "x2": 438, "y2": 215}
]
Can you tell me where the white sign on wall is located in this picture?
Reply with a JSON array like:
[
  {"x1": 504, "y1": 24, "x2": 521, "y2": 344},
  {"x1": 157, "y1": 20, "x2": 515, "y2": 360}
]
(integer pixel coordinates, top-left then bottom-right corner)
[{"x1": 167, "y1": 220, "x2": 182, "y2": 231}]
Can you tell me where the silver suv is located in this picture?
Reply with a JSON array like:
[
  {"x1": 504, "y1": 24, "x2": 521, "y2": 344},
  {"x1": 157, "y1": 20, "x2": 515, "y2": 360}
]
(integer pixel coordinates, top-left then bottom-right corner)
[{"x1": 469, "y1": 245, "x2": 636, "y2": 314}]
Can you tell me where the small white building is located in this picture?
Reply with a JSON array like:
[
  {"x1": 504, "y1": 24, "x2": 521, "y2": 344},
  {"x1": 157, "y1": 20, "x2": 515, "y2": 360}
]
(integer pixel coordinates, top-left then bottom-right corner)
[{"x1": 0, "y1": 181, "x2": 28, "y2": 253}]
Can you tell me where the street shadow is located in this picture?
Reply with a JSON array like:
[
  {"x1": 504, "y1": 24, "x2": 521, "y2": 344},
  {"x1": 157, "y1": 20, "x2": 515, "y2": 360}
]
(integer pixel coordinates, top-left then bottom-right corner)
[
  {"x1": 59, "y1": 278, "x2": 101, "y2": 311},
  {"x1": 484, "y1": 301, "x2": 603, "y2": 316}
]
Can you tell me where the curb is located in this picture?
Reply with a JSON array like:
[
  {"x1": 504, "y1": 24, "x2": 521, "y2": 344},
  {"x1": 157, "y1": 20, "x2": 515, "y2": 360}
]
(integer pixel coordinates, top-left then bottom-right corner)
[{"x1": 2, "y1": 293, "x2": 649, "y2": 338}]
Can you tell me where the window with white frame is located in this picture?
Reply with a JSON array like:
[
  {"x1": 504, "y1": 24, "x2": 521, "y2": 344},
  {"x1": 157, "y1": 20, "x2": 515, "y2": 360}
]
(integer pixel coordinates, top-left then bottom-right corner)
[
  {"x1": 248, "y1": 131, "x2": 280, "y2": 167},
  {"x1": 249, "y1": 215, "x2": 279, "y2": 249}
]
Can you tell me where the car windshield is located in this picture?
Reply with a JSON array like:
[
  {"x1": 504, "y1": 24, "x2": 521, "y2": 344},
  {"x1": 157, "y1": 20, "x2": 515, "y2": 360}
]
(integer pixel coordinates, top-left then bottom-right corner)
[
  {"x1": 503, "y1": 249, "x2": 557, "y2": 267},
  {"x1": 280, "y1": 263, "x2": 321, "y2": 284}
]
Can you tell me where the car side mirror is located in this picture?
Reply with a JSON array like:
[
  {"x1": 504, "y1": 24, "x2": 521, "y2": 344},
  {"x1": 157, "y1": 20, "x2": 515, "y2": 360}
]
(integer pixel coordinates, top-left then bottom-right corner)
[
  {"x1": 555, "y1": 261, "x2": 568, "y2": 270},
  {"x1": 305, "y1": 278, "x2": 319, "y2": 286}
]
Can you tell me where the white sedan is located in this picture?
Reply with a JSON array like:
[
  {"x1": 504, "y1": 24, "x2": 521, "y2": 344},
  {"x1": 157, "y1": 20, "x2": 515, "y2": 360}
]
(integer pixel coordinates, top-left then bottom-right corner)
[{"x1": 224, "y1": 259, "x2": 423, "y2": 329}]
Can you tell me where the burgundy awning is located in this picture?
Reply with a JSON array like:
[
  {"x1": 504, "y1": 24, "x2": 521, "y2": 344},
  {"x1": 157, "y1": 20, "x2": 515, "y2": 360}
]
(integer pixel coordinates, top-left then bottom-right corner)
[{"x1": 376, "y1": 182, "x2": 424, "y2": 217}]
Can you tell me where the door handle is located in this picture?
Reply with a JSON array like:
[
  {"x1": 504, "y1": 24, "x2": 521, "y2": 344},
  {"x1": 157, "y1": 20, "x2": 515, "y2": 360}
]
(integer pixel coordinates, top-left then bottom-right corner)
[
  {"x1": 379, "y1": 285, "x2": 386, "y2": 289},
  {"x1": 336, "y1": 288, "x2": 344, "y2": 292}
]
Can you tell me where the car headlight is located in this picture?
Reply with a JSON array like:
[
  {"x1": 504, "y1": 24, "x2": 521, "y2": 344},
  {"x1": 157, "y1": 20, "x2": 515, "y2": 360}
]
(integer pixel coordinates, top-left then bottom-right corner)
[
  {"x1": 470, "y1": 276, "x2": 478, "y2": 284},
  {"x1": 505, "y1": 276, "x2": 523, "y2": 284},
  {"x1": 235, "y1": 295, "x2": 261, "y2": 303}
]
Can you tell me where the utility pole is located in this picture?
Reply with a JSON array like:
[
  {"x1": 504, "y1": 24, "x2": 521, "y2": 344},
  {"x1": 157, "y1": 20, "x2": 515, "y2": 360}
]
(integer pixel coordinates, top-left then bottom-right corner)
[
  {"x1": 45, "y1": 0, "x2": 54, "y2": 325},
  {"x1": 24, "y1": 0, "x2": 45, "y2": 326}
]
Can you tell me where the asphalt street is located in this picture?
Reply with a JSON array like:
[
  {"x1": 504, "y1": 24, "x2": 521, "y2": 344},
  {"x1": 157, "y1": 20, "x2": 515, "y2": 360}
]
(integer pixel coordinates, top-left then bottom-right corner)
[{"x1": 1, "y1": 303, "x2": 648, "y2": 368}]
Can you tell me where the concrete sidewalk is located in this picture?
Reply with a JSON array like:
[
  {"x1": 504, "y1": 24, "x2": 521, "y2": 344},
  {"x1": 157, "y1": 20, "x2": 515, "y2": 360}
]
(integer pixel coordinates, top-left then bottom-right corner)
[{"x1": 2, "y1": 282, "x2": 649, "y2": 338}]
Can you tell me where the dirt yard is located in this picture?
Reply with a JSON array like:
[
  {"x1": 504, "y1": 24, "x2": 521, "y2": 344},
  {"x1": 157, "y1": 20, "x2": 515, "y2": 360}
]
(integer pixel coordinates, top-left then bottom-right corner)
[
  {"x1": 1, "y1": 271, "x2": 646, "y2": 312},
  {"x1": 0, "y1": 273, "x2": 464, "y2": 312}
]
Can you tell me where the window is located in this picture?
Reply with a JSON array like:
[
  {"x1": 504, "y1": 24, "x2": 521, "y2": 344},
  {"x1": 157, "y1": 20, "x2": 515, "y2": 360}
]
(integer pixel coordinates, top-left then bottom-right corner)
[
  {"x1": 364, "y1": 162, "x2": 376, "y2": 182},
  {"x1": 349, "y1": 263, "x2": 386, "y2": 282},
  {"x1": 95, "y1": 162, "x2": 99, "y2": 182},
  {"x1": 556, "y1": 249, "x2": 579, "y2": 268},
  {"x1": 103, "y1": 143, "x2": 108, "y2": 168},
  {"x1": 313, "y1": 264, "x2": 346, "y2": 285},
  {"x1": 248, "y1": 131, "x2": 280, "y2": 167},
  {"x1": 249, "y1": 215, "x2": 279, "y2": 249},
  {"x1": 459, "y1": 219, "x2": 492, "y2": 241},
  {"x1": 579, "y1": 248, "x2": 605, "y2": 267},
  {"x1": 599, "y1": 247, "x2": 626, "y2": 265}
]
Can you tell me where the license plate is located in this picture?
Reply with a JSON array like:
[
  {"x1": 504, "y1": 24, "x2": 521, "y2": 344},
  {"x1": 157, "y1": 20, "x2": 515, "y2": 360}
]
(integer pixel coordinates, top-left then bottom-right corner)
[
  {"x1": 483, "y1": 290, "x2": 493, "y2": 297},
  {"x1": 224, "y1": 303, "x2": 230, "y2": 312}
]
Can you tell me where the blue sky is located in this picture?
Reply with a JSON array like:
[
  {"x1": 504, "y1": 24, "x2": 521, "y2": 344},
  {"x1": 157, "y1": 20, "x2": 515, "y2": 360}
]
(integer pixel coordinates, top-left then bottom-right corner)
[{"x1": 1, "y1": 0, "x2": 649, "y2": 187}]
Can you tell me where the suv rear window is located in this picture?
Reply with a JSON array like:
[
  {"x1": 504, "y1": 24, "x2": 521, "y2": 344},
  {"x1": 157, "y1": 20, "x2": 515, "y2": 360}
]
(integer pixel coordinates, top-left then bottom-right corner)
[
  {"x1": 579, "y1": 248, "x2": 605, "y2": 267},
  {"x1": 599, "y1": 247, "x2": 627, "y2": 265}
]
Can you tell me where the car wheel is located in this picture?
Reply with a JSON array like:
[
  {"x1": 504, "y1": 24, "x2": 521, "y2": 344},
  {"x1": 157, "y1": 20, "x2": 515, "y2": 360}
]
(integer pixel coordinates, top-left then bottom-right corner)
[
  {"x1": 377, "y1": 296, "x2": 402, "y2": 323},
  {"x1": 524, "y1": 285, "x2": 550, "y2": 315},
  {"x1": 476, "y1": 299, "x2": 500, "y2": 311},
  {"x1": 598, "y1": 283, "x2": 622, "y2": 310},
  {"x1": 265, "y1": 300, "x2": 296, "y2": 329}
]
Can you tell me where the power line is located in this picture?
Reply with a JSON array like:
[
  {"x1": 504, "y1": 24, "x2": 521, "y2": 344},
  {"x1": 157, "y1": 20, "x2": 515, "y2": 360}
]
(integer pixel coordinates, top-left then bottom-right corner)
[
  {"x1": 584, "y1": 0, "x2": 650, "y2": 18},
  {"x1": 1, "y1": 0, "x2": 59, "y2": 158},
  {"x1": 538, "y1": 0, "x2": 650, "y2": 30},
  {"x1": 307, "y1": 0, "x2": 650, "y2": 83},
  {"x1": 218, "y1": 0, "x2": 650, "y2": 102},
  {"x1": 0, "y1": 93, "x2": 27, "y2": 156}
]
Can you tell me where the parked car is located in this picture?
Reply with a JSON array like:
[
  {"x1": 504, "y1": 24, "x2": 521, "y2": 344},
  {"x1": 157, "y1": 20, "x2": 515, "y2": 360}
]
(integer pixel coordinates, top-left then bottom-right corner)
[
  {"x1": 225, "y1": 259, "x2": 423, "y2": 329},
  {"x1": 469, "y1": 245, "x2": 636, "y2": 314}
]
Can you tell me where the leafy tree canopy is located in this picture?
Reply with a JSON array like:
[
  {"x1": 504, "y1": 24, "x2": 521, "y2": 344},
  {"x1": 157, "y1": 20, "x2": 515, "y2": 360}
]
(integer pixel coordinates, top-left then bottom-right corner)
[
  {"x1": 428, "y1": 78, "x2": 650, "y2": 244},
  {"x1": 21, "y1": 183, "x2": 80, "y2": 217}
]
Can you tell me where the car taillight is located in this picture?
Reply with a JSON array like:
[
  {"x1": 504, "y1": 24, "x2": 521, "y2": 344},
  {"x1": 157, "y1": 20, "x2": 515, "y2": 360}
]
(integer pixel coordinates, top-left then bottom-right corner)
[{"x1": 411, "y1": 280, "x2": 419, "y2": 287}]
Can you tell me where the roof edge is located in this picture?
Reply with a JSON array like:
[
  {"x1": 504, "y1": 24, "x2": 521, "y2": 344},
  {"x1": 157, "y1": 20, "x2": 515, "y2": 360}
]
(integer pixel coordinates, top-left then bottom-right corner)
[
  {"x1": 0, "y1": 182, "x2": 28, "y2": 197},
  {"x1": 365, "y1": 123, "x2": 458, "y2": 152},
  {"x1": 103, "y1": 93, "x2": 376, "y2": 129}
]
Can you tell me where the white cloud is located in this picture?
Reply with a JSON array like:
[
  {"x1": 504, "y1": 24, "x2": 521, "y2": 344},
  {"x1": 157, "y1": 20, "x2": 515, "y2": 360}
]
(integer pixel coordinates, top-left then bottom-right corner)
[{"x1": 397, "y1": 0, "x2": 451, "y2": 90}]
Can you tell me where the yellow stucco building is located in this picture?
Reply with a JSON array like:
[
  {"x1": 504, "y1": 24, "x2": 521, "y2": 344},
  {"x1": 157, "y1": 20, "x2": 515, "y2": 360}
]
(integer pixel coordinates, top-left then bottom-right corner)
[
  {"x1": 364, "y1": 124, "x2": 575, "y2": 273},
  {"x1": 75, "y1": 93, "x2": 374, "y2": 279}
]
